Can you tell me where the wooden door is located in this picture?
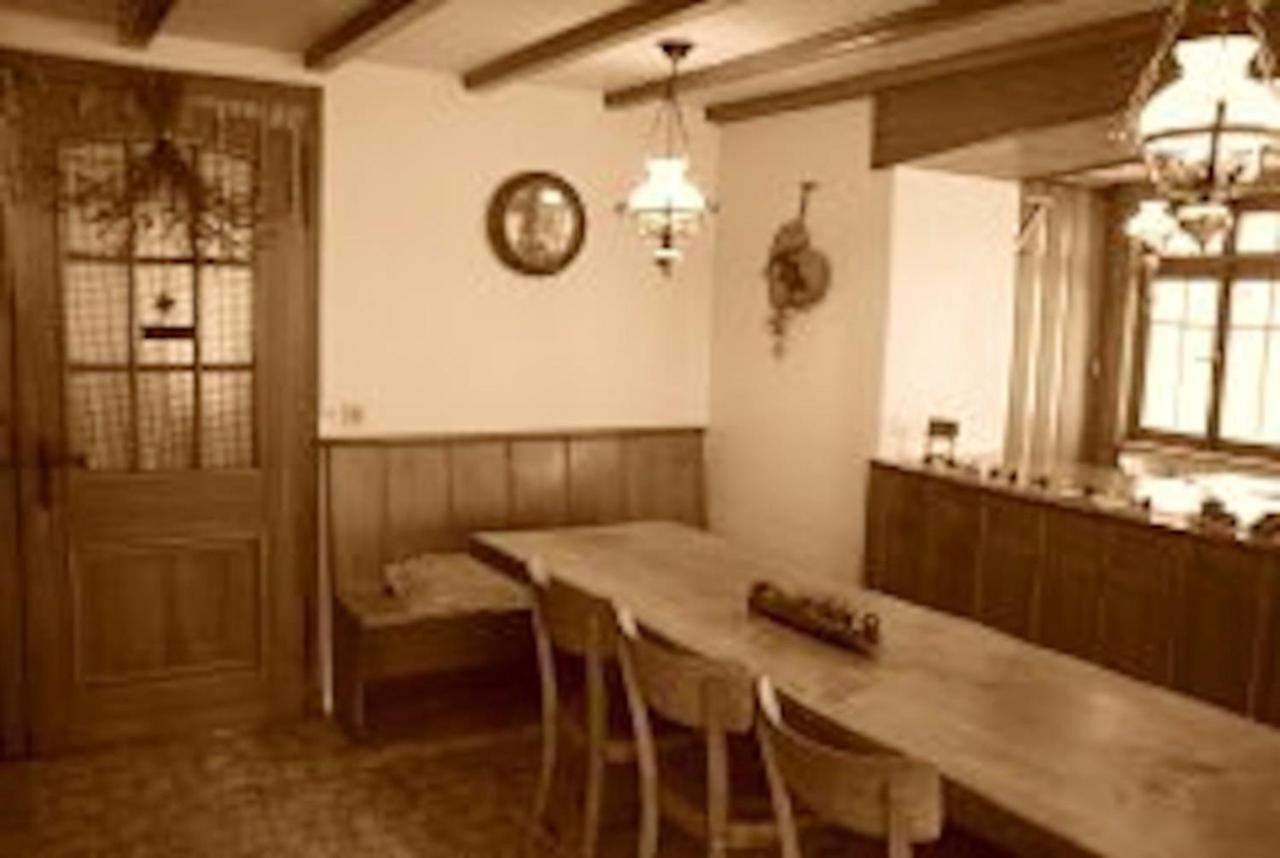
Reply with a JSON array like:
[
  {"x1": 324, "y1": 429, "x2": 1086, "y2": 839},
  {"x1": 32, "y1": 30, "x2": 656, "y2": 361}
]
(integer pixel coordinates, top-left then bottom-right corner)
[{"x1": 7, "y1": 64, "x2": 318, "y2": 754}]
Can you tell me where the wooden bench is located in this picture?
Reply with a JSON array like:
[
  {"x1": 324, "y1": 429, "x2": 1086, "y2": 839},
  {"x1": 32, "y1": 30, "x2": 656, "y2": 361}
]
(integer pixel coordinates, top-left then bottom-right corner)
[
  {"x1": 332, "y1": 552, "x2": 532, "y2": 737},
  {"x1": 323, "y1": 428, "x2": 706, "y2": 739}
]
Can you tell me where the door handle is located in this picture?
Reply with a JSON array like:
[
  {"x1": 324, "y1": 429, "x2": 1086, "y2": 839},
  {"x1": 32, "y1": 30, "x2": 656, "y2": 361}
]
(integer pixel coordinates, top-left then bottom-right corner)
[{"x1": 36, "y1": 439, "x2": 87, "y2": 510}]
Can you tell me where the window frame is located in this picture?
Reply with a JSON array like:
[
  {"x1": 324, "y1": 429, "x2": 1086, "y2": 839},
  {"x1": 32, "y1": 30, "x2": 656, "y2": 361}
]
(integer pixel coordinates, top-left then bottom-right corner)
[{"x1": 1128, "y1": 195, "x2": 1280, "y2": 457}]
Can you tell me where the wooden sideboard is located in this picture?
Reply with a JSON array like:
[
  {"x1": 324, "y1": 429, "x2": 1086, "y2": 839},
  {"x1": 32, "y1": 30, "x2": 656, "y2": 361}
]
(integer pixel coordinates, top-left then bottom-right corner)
[{"x1": 865, "y1": 460, "x2": 1280, "y2": 726}]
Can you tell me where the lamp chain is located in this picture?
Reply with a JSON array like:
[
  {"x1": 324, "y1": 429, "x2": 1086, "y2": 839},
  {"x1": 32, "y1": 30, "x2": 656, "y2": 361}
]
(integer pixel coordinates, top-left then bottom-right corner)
[{"x1": 1121, "y1": 0, "x2": 1191, "y2": 141}]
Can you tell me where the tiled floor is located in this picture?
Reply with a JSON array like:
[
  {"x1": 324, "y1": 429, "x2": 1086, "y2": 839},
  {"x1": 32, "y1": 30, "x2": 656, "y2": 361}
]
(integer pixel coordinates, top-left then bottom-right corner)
[{"x1": 0, "y1": 720, "x2": 1010, "y2": 858}]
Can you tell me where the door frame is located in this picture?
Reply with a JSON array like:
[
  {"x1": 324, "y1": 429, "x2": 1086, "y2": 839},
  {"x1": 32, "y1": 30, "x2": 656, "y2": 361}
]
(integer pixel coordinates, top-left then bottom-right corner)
[{"x1": 0, "y1": 48, "x2": 322, "y2": 756}]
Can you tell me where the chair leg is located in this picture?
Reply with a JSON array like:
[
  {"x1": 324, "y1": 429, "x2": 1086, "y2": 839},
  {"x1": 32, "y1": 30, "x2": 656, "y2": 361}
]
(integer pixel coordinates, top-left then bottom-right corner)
[
  {"x1": 618, "y1": 638, "x2": 660, "y2": 858},
  {"x1": 706, "y1": 728, "x2": 729, "y2": 858},
  {"x1": 756, "y1": 722, "x2": 803, "y2": 858},
  {"x1": 582, "y1": 652, "x2": 607, "y2": 858},
  {"x1": 529, "y1": 605, "x2": 559, "y2": 845}
]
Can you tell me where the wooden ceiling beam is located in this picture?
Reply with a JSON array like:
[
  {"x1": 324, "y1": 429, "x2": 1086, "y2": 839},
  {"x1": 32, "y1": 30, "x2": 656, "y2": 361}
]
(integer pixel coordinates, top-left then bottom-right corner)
[
  {"x1": 704, "y1": 10, "x2": 1164, "y2": 125},
  {"x1": 605, "y1": 0, "x2": 1041, "y2": 110},
  {"x1": 118, "y1": 0, "x2": 179, "y2": 48},
  {"x1": 462, "y1": 0, "x2": 735, "y2": 92},
  {"x1": 305, "y1": 0, "x2": 449, "y2": 71}
]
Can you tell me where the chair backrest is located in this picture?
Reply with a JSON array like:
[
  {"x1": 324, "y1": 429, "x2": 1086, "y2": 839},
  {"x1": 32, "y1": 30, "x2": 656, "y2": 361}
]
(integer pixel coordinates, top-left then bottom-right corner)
[
  {"x1": 756, "y1": 677, "x2": 943, "y2": 849},
  {"x1": 528, "y1": 561, "x2": 616, "y2": 659},
  {"x1": 616, "y1": 608, "x2": 754, "y2": 734}
]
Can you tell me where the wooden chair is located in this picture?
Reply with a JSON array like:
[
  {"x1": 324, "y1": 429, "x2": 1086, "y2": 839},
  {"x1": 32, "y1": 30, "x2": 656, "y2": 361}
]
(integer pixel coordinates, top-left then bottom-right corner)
[
  {"x1": 527, "y1": 561, "x2": 638, "y2": 858},
  {"x1": 616, "y1": 608, "x2": 781, "y2": 858},
  {"x1": 755, "y1": 676, "x2": 944, "y2": 858}
]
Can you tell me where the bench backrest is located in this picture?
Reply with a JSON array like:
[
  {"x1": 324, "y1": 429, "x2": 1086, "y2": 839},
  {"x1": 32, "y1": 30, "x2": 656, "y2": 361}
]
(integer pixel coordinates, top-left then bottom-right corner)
[{"x1": 323, "y1": 427, "x2": 705, "y2": 599}]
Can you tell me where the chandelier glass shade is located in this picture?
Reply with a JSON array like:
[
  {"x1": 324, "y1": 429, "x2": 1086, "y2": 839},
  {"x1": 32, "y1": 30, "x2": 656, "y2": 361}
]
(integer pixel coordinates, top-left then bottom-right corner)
[
  {"x1": 624, "y1": 40, "x2": 710, "y2": 275},
  {"x1": 1138, "y1": 34, "x2": 1280, "y2": 201},
  {"x1": 626, "y1": 156, "x2": 708, "y2": 268},
  {"x1": 1126, "y1": 1, "x2": 1280, "y2": 255}
]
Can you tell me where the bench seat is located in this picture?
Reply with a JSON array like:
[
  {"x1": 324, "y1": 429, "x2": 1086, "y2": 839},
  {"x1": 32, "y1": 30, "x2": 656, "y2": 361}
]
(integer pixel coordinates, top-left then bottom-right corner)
[{"x1": 332, "y1": 553, "x2": 533, "y2": 739}]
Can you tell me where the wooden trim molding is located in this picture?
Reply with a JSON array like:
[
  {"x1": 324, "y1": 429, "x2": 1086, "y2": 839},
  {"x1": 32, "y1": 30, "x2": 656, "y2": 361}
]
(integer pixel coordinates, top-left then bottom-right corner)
[
  {"x1": 605, "y1": 0, "x2": 1033, "y2": 110},
  {"x1": 462, "y1": 0, "x2": 734, "y2": 92},
  {"x1": 305, "y1": 0, "x2": 450, "y2": 71},
  {"x1": 118, "y1": 0, "x2": 179, "y2": 48},
  {"x1": 705, "y1": 11, "x2": 1161, "y2": 126}
]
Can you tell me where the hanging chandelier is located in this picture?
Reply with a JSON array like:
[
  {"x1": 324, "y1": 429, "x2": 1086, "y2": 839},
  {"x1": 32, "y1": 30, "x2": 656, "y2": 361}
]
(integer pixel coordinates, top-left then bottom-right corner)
[
  {"x1": 1125, "y1": 0, "x2": 1280, "y2": 252},
  {"x1": 623, "y1": 39, "x2": 711, "y2": 275}
]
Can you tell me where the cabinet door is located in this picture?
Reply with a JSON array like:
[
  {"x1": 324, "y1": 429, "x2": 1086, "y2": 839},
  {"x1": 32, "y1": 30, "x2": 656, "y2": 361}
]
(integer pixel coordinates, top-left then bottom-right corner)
[
  {"x1": 881, "y1": 471, "x2": 926, "y2": 603},
  {"x1": 1097, "y1": 523, "x2": 1187, "y2": 686},
  {"x1": 863, "y1": 465, "x2": 893, "y2": 590},
  {"x1": 1252, "y1": 572, "x2": 1280, "y2": 728},
  {"x1": 1037, "y1": 510, "x2": 1104, "y2": 661},
  {"x1": 1174, "y1": 542, "x2": 1272, "y2": 715},
  {"x1": 976, "y1": 495, "x2": 1043, "y2": 639},
  {"x1": 920, "y1": 480, "x2": 980, "y2": 618}
]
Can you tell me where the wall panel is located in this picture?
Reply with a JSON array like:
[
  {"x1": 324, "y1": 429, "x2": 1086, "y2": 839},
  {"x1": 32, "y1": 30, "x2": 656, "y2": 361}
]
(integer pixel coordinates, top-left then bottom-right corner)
[{"x1": 325, "y1": 428, "x2": 705, "y2": 600}]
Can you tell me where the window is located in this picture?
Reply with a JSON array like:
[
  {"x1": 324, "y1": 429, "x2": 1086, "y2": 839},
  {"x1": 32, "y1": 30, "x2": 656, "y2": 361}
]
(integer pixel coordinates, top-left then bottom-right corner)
[
  {"x1": 61, "y1": 141, "x2": 257, "y2": 472},
  {"x1": 1134, "y1": 203, "x2": 1280, "y2": 451}
]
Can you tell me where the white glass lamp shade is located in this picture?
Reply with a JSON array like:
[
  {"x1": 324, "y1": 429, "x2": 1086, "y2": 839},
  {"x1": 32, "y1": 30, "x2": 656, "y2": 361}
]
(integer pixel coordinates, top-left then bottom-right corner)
[
  {"x1": 1126, "y1": 199, "x2": 1181, "y2": 252},
  {"x1": 626, "y1": 157, "x2": 708, "y2": 270},
  {"x1": 1139, "y1": 34, "x2": 1280, "y2": 196}
]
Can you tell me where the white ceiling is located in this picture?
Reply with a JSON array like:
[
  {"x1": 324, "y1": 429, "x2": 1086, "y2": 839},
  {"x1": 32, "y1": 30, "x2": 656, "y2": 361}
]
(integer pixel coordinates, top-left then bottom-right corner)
[{"x1": 0, "y1": 0, "x2": 1169, "y2": 106}]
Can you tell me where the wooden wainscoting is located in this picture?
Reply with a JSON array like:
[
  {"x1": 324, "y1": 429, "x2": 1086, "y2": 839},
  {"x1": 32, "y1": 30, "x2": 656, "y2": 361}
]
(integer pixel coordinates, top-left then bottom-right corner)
[
  {"x1": 321, "y1": 427, "x2": 705, "y2": 738},
  {"x1": 323, "y1": 427, "x2": 706, "y2": 600}
]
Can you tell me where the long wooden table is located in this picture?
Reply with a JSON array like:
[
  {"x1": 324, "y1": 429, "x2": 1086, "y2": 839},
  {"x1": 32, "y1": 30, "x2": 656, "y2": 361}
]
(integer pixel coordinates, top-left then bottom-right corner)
[{"x1": 471, "y1": 522, "x2": 1280, "y2": 858}]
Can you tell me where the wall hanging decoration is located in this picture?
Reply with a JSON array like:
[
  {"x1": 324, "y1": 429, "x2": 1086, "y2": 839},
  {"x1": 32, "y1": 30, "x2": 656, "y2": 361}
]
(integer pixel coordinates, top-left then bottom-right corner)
[
  {"x1": 0, "y1": 63, "x2": 312, "y2": 255},
  {"x1": 764, "y1": 181, "x2": 830, "y2": 356},
  {"x1": 486, "y1": 171, "x2": 586, "y2": 276},
  {"x1": 621, "y1": 40, "x2": 712, "y2": 276},
  {"x1": 1122, "y1": 0, "x2": 1280, "y2": 254}
]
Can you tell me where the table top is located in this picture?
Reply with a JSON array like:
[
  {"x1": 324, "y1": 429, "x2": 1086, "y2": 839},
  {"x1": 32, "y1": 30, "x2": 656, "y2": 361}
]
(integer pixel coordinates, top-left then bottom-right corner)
[{"x1": 471, "y1": 522, "x2": 1280, "y2": 858}]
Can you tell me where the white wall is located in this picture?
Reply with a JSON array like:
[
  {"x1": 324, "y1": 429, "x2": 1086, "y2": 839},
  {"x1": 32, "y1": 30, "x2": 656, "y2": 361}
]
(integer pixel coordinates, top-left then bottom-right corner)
[
  {"x1": 0, "y1": 9, "x2": 718, "y2": 438},
  {"x1": 704, "y1": 113, "x2": 1017, "y2": 585},
  {"x1": 706, "y1": 102, "x2": 895, "y2": 583},
  {"x1": 878, "y1": 167, "x2": 1019, "y2": 461},
  {"x1": 322, "y1": 64, "x2": 717, "y2": 436}
]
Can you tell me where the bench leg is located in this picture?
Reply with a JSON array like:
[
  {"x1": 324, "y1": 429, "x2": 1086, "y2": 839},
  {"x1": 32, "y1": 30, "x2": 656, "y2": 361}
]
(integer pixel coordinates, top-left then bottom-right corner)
[{"x1": 332, "y1": 603, "x2": 367, "y2": 740}]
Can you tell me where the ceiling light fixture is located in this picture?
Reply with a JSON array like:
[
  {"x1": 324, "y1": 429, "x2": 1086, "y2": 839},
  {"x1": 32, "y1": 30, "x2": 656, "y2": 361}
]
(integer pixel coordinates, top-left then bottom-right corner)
[
  {"x1": 1124, "y1": 0, "x2": 1280, "y2": 253},
  {"x1": 623, "y1": 39, "x2": 711, "y2": 276}
]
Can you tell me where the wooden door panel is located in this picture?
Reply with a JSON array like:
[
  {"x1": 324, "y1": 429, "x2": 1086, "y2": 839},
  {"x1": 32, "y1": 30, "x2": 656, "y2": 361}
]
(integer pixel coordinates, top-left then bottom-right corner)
[
  {"x1": 74, "y1": 537, "x2": 262, "y2": 683},
  {"x1": 863, "y1": 465, "x2": 893, "y2": 590},
  {"x1": 882, "y1": 471, "x2": 925, "y2": 603},
  {"x1": 1037, "y1": 510, "x2": 1103, "y2": 660},
  {"x1": 8, "y1": 59, "x2": 319, "y2": 755},
  {"x1": 1174, "y1": 543, "x2": 1270, "y2": 715},
  {"x1": 1097, "y1": 524, "x2": 1186, "y2": 686},
  {"x1": 921, "y1": 480, "x2": 979, "y2": 617},
  {"x1": 977, "y1": 495, "x2": 1043, "y2": 639}
]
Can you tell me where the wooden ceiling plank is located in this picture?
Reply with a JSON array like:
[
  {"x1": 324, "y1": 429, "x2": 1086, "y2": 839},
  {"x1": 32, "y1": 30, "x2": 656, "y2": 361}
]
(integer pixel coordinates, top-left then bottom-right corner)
[
  {"x1": 305, "y1": 0, "x2": 449, "y2": 71},
  {"x1": 870, "y1": 32, "x2": 1156, "y2": 168},
  {"x1": 118, "y1": 0, "x2": 179, "y2": 48},
  {"x1": 462, "y1": 0, "x2": 735, "y2": 92},
  {"x1": 605, "y1": 0, "x2": 1043, "y2": 110},
  {"x1": 704, "y1": 10, "x2": 1163, "y2": 125}
]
